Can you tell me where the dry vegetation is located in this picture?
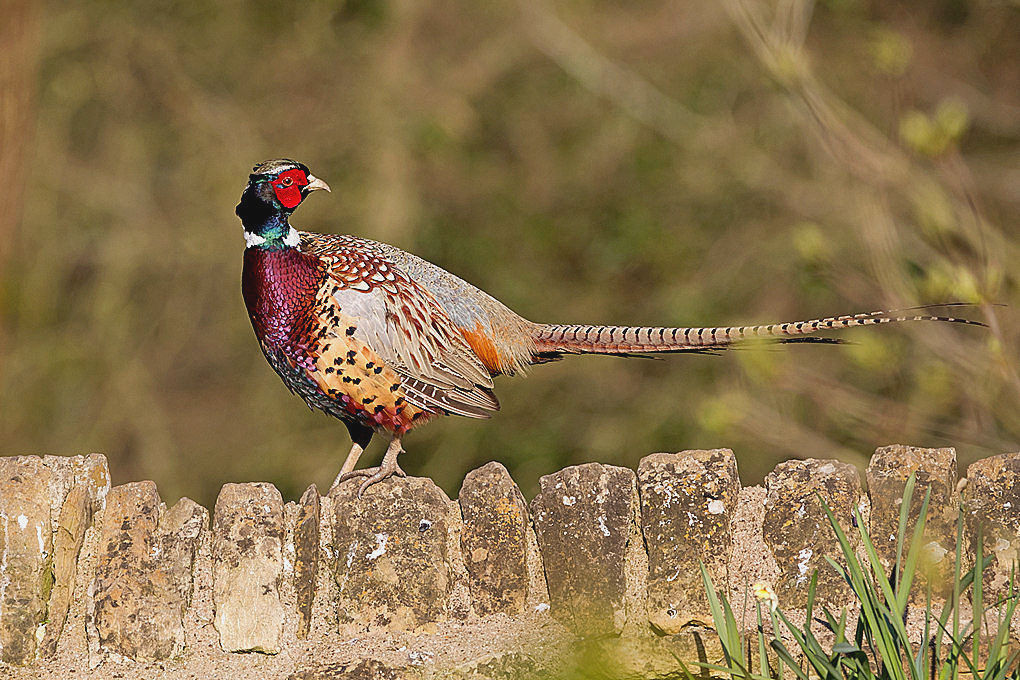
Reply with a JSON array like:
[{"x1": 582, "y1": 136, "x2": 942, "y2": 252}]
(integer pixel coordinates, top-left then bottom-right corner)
[{"x1": 0, "y1": 0, "x2": 1017, "y2": 508}]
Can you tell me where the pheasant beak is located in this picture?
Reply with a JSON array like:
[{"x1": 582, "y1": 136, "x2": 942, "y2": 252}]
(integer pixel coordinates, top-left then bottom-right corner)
[{"x1": 305, "y1": 175, "x2": 331, "y2": 193}]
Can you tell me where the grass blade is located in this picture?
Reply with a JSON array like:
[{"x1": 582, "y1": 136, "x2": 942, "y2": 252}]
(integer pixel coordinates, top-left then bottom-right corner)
[
  {"x1": 755, "y1": 602, "x2": 772, "y2": 679},
  {"x1": 896, "y1": 487, "x2": 931, "y2": 615},
  {"x1": 894, "y1": 473, "x2": 917, "y2": 597},
  {"x1": 769, "y1": 639, "x2": 811, "y2": 680}
]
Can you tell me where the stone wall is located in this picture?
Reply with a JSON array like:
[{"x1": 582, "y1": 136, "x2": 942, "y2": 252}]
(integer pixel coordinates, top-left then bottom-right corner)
[{"x1": 0, "y1": 445, "x2": 1018, "y2": 679}]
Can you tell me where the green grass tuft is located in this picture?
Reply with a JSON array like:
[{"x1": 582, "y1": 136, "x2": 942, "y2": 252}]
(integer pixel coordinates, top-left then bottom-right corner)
[{"x1": 687, "y1": 473, "x2": 1019, "y2": 679}]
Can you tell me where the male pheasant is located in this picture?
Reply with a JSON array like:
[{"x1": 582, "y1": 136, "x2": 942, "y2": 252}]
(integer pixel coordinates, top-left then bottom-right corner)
[{"x1": 238, "y1": 159, "x2": 983, "y2": 496}]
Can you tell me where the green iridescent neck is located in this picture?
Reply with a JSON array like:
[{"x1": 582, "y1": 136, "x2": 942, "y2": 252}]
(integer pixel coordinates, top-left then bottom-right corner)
[{"x1": 244, "y1": 214, "x2": 298, "y2": 250}]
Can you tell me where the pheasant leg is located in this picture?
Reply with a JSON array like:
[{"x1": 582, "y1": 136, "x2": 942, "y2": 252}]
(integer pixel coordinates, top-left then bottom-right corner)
[
  {"x1": 337, "y1": 437, "x2": 406, "y2": 497},
  {"x1": 331, "y1": 442, "x2": 366, "y2": 490}
]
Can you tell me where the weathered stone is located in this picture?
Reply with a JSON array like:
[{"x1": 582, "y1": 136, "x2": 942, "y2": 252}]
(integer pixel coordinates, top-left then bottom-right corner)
[
  {"x1": 212, "y1": 482, "x2": 285, "y2": 653},
  {"x1": 577, "y1": 628, "x2": 725, "y2": 680},
  {"x1": 39, "y1": 483, "x2": 92, "y2": 658},
  {"x1": 458, "y1": 462, "x2": 530, "y2": 617},
  {"x1": 638, "y1": 449, "x2": 740, "y2": 632},
  {"x1": 91, "y1": 481, "x2": 195, "y2": 661},
  {"x1": 0, "y1": 456, "x2": 55, "y2": 665},
  {"x1": 867, "y1": 445, "x2": 958, "y2": 599},
  {"x1": 158, "y1": 497, "x2": 208, "y2": 609},
  {"x1": 530, "y1": 463, "x2": 638, "y2": 638},
  {"x1": 289, "y1": 659, "x2": 419, "y2": 679},
  {"x1": 763, "y1": 459, "x2": 862, "y2": 608},
  {"x1": 294, "y1": 483, "x2": 320, "y2": 639},
  {"x1": 964, "y1": 452, "x2": 1020, "y2": 599},
  {"x1": 72, "y1": 454, "x2": 112, "y2": 510},
  {"x1": 331, "y1": 476, "x2": 457, "y2": 631},
  {"x1": 726, "y1": 485, "x2": 780, "y2": 620},
  {"x1": 3, "y1": 453, "x2": 111, "y2": 664},
  {"x1": 442, "y1": 651, "x2": 551, "y2": 679},
  {"x1": 40, "y1": 453, "x2": 111, "y2": 513}
]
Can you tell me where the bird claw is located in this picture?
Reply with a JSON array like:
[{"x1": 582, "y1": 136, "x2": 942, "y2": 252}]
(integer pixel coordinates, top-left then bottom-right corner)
[{"x1": 338, "y1": 463, "x2": 407, "y2": 498}]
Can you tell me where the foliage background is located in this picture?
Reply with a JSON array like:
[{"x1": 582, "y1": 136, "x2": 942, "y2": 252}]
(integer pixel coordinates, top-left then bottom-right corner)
[{"x1": 0, "y1": 0, "x2": 1017, "y2": 509}]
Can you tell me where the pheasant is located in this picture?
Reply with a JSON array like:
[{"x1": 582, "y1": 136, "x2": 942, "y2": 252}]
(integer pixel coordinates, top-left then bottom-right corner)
[{"x1": 238, "y1": 159, "x2": 983, "y2": 496}]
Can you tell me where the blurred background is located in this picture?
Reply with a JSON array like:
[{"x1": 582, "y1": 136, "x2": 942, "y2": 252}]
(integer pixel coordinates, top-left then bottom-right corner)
[{"x1": 0, "y1": 0, "x2": 1017, "y2": 509}]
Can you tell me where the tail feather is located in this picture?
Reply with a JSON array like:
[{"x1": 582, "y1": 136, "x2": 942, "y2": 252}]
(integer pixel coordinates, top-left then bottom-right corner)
[{"x1": 532, "y1": 307, "x2": 985, "y2": 356}]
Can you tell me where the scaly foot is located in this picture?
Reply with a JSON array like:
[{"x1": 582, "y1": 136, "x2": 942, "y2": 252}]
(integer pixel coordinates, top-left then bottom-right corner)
[
  {"x1": 337, "y1": 438, "x2": 405, "y2": 497},
  {"x1": 331, "y1": 441, "x2": 366, "y2": 491}
]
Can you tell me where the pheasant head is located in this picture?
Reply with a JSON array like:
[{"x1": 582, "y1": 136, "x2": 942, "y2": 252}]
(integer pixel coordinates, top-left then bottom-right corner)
[{"x1": 236, "y1": 159, "x2": 330, "y2": 248}]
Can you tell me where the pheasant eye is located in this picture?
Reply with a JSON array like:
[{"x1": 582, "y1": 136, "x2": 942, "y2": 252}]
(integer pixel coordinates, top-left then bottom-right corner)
[{"x1": 280, "y1": 177, "x2": 294, "y2": 187}]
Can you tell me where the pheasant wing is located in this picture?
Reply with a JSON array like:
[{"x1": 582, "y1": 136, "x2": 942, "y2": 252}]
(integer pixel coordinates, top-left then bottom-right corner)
[{"x1": 302, "y1": 232, "x2": 499, "y2": 419}]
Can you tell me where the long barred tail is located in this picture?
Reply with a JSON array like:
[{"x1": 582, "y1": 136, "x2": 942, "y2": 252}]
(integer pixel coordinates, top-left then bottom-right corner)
[{"x1": 532, "y1": 305, "x2": 986, "y2": 356}]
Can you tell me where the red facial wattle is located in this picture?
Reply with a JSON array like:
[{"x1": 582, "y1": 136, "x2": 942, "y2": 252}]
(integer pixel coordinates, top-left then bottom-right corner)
[{"x1": 271, "y1": 169, "x2": 309, "y2": 209}]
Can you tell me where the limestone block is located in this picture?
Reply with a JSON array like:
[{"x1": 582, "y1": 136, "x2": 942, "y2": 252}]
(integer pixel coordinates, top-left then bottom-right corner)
[
  {"x1": 763, "y1": 459, "x2": 862, "y2": 608},
  {"x1": 39, "y1": 483, "x2": 91, "y2": 658},
  {"x1": 75, "y1": 453, "x2": 112, "y2": 509},
  {"x1": 867, "y1": 445, "x2": 958, "y2": 599},
  {"x1": 638, "y1": 449, "x2": 740, "y2": 631},
  {"x1": 0, "y1": 456, "x2": 55, "y2": 665},
  {"x1": 159, "y1": 497, "x2": 208, "y2": 609},
  {"x1": 444, "y1": 651, "x2": 551, "y2": 679},
  {"x1": 91, "y1": 482, "x2": 205, "y2": 661},
  {"x1": 964, "y1": 452, "x2": 1020, "y2": 598},
  {"x1": 40, "y1": 453, "x2": 110, "y2": 513},
  {"x1": 530, "y1": 463, "x2": 638, "y2": 638},
  {"x1": 289, "y1": 659, "x2": 418, "y2": 679},
  {"x1": 331, "y1": 476, "x2": 457, "y2": 631},
  {"x1": 212, "y1": 482, "x2": 285, "y2": 653},
  {"x1": 293, "y1": 484, "x2": 320, "y2": 639},
  {"x1": 458, "y1": 462, "x2": 530, "y2": 617},
  {"x1": 0, "y1": 454, "x2": 110, "y2": 665}
]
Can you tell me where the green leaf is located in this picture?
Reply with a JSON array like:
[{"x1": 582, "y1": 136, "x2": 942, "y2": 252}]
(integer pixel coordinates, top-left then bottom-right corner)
[
  {"x1": 769, "y1": 640, "x2": 812, "y2": 680},
  {"x1": 896, "y1": 485, "x2": 932, "y2": 615}
]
